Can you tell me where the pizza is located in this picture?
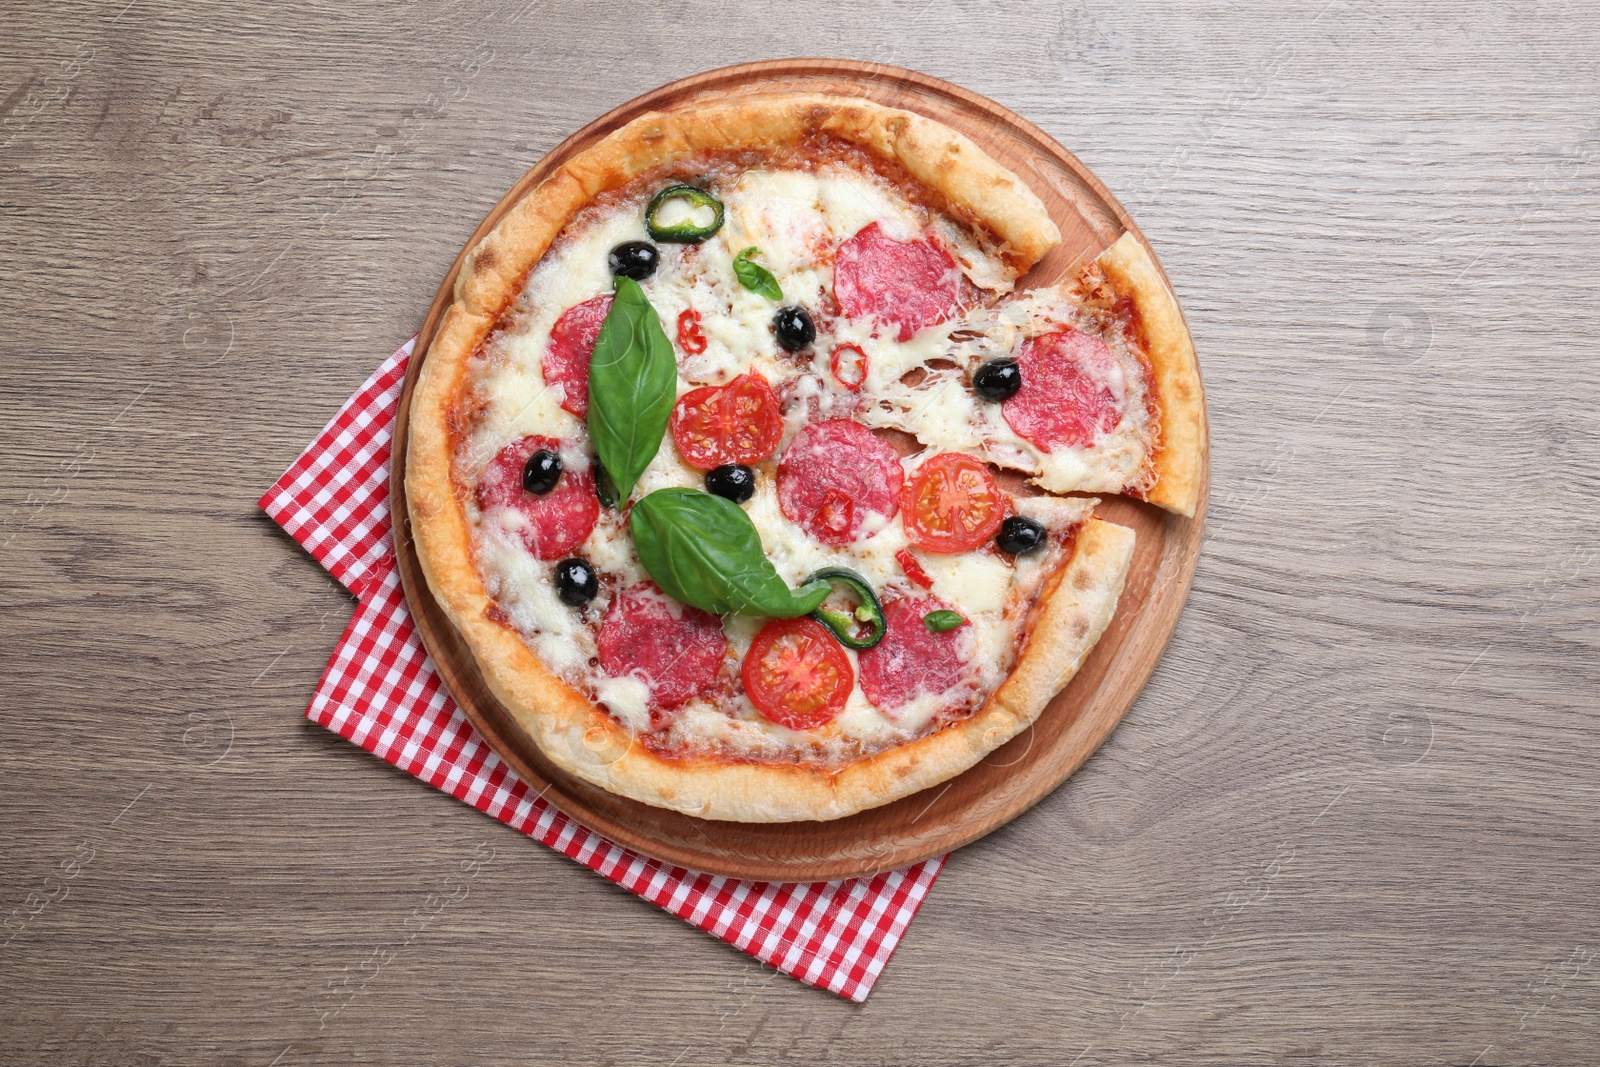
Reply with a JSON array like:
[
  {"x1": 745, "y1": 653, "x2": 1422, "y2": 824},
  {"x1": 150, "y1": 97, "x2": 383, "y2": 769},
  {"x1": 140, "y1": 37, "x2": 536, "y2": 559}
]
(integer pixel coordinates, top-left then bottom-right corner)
[{"x1": 406, "y1": 93, "x2": 1205, "y2": 822}]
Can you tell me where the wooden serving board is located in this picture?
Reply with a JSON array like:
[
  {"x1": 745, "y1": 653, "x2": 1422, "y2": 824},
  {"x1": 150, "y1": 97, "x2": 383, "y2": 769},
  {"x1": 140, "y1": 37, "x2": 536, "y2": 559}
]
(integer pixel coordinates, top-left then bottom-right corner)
[{"x1": 389, "y1": 60, "x2": 1208, "y2": 882}]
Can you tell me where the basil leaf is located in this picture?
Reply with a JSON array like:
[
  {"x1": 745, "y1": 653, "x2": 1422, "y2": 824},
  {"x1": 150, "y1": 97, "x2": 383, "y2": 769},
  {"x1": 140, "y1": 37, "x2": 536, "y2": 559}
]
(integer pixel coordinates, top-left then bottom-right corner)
[
  {"x1": 630, "y1": 489, "x2": 829, "y2": 618},
  {"x1": 586, "y1": 277, "x2": 675, "y2": 502},
  {"x1": 923, "y1": 609, "x2": 967, "y2": 633},
  {"x1": 732, "y1": 246, "x2": 782, "y2": 301}
]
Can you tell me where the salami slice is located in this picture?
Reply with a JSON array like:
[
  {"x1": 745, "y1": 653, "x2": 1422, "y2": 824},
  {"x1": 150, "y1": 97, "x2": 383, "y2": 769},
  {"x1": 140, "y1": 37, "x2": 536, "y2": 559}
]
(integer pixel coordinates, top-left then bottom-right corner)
[
  {"x1": 541, "y1": 294, "x2": 613, "y2": 417},
  {"x1": 1002, "y1": 329, "x2": 1127, "y2": 451},
  {"x1": 858, "y1": 596, "x2": 974, "y2": 715},
  {"x1": 776, "y1": 419, "x2": 903, "y2": 546},
  {"x1": 833, "y1": 222, "x2": 962, "y2": 342},
  {"x1": 476, "y1": 435, "x2": 598, "y2": 559},
  {"x1": 598, "y1": 583, "x2": 728, "y2": 708}
]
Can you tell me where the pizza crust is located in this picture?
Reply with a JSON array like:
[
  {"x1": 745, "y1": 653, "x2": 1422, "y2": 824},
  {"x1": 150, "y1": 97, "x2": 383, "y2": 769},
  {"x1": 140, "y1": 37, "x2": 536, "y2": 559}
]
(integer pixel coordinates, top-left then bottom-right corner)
[
  {"x1": 1095, "y1": 233, "x2": 1208, "y2": 517},
  {"x1": 467, "y1": 518, "x2": 1134, "y2": 823},
  {"x1": 405, "y1": 92, "x2": 1160, "y2": 823}
]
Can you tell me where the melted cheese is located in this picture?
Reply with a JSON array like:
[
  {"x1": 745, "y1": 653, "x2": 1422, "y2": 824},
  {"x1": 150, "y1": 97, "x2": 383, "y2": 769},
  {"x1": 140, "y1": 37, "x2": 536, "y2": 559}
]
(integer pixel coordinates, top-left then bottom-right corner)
[
  {"x1": 855, "y1": 289, "x2": 1156, "y2": 494},
  {"x1": 592, "y1": 675, "x2": 651, "y2": 733},
  {"x1": 462, "y1": 162, "x2": 1116, "y2": 766}
]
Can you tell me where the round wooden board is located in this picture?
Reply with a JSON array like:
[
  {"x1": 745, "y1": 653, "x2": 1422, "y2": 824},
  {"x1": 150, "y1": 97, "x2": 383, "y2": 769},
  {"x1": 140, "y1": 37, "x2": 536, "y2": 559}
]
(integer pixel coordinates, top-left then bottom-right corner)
[{"x1": 390, "y1": 60, "x2": 1209, "y2": 883}]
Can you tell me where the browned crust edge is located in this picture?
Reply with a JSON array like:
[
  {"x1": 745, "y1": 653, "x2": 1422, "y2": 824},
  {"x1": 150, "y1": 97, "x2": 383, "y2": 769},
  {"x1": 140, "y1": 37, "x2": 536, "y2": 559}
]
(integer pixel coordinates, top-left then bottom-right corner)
[{"x1": 1096, "y1": 232, "x2": 1208, "y2": 517}]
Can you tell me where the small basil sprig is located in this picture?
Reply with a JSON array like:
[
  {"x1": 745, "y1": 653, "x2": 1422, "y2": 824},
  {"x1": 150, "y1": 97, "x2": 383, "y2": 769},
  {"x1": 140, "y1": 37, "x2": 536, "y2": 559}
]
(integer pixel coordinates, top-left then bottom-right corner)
[
  {"x1": 803, "y1": 567, "x2": 886, "y2": 650},
  {"x1": 732, "y1": 246, "x2": 782, "y2": 301},
  {"x1": 586, "y1": 277, "x2": 675, "y2": 503},
  {"x1": 923, "y1": 610, "x2": 967, "y2": 633},
  {"x1": 630, "y1": 489, "x2": 829, "y2": 617}
]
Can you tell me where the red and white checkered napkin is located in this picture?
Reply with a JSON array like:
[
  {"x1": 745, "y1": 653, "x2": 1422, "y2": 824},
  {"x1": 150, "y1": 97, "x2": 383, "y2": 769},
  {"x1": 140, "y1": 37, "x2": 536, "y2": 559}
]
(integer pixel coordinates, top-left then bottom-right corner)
[{"x1": 260, "y1": 340, "x2": 944, "y2": 1001}]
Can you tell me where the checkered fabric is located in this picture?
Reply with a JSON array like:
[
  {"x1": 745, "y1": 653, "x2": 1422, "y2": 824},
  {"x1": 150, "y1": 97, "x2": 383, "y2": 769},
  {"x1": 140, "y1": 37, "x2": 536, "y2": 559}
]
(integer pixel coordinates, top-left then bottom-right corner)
[{"x1": 261, "y1": 340, "x2": 944, "y2": 1001}]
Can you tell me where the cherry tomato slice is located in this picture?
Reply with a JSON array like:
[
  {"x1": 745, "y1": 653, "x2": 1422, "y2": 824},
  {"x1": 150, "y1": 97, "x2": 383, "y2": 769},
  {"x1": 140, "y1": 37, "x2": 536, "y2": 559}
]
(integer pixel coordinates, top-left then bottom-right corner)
[
  {"x1": 895, "y1": 548, "x2": 934, "y2": 589},
  {"x1": 742, "y1": 617, "x2": 854, "y2": 731},
  {"x1": 901, "y1": 453, "x2": 1007, "y2": 553},
  {"x1": 830, "y1": 343, "x2": 868, "y2": 391},
  {"x1": 677, "y1": 308, "x2": 708, "y2": 355},
  {"x1": 669, "y1": 372, "x2": 783, "y2": 470}
]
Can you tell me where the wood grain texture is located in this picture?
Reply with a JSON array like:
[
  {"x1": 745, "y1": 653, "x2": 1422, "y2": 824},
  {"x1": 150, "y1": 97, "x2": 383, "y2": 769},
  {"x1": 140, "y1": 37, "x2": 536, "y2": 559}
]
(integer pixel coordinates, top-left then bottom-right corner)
[
  {"x1": 393, "y1": 60, "x2": 1207, "y2": 880},
  {"x1": 2, "y1": 1, "x2": 1597, "y2": 1064}
]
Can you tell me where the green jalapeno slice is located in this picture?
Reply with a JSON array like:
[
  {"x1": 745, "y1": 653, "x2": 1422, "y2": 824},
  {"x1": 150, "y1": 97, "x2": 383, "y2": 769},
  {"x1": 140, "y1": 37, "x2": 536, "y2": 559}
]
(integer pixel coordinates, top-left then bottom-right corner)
[
  {"x1": 645, "y1": 184, "x2": 725, "y2": 243},
  {"x1": 802, "y1": 566, "x2": 887, "y2": 650}
]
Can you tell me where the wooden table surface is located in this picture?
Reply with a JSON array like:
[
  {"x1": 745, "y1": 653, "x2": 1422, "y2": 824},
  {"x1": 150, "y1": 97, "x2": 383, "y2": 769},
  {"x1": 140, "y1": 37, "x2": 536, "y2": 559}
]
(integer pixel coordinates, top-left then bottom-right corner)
[{"x1": 3, "y1": 2, "x2": 1596, "y2": 1064}]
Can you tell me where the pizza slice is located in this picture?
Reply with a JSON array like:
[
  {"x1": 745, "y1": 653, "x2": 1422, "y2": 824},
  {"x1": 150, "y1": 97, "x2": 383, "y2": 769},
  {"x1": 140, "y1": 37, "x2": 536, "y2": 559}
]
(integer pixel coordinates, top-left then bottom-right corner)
[
  {"x1": 856, "y1": 233, "x2": 1205, "y2": 516},
  {"x1": 406, "y1": 93, "x2": 1202, "y2": 822}
]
